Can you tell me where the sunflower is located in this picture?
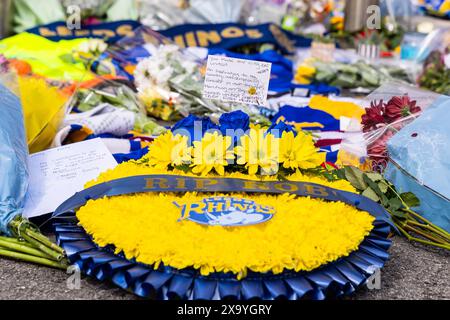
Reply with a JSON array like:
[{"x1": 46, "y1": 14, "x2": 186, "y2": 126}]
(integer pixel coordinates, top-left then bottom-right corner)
[
  {"x1": 191, "y1": 132, "x2": 234, "y2": 176},
  {"x1": 278, "y1": 131, "x2": 325, "y2": 170},
  {"x1": 143, "y1": 131, "x2": 191, "y2": 169},
  {"x1": 235, "y1": 128, "x2": 279, "y2": 175}
]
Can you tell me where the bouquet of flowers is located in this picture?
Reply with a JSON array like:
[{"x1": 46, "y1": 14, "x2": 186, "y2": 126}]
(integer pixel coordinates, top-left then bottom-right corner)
[
  {"x1": 362, "y1": 94, "x2": 422, "y2": 172},
  {"x1": 295, "y1": 59, "x2": 411, "y2": 90},
  {"x1": 76, "y1": 110, "x2": 447, "y2": 288},
  {"x1": 355, "y1": 92, "x2": 450, "y2": 250},
  {"x1": 418, "y1": 47, "x2": 450, "y2": 95},
  {"x1": 137, "y1": 110, "x2": 326, "y2": 177},
  {"x1": 0, "y1": 76, "x2": 68, "y2": 269},
  {"x1": 134, "y1": 45, "x2": 270, "y2": 124},
  {"x1": 69, "y1": 77, "x2": 166, "y2": 136}
]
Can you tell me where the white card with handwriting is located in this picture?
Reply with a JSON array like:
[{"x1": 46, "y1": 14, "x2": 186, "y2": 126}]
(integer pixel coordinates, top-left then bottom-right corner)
[
  {"x1": 22, "y1": 139, "x2": 118, "y2": 218},
  {"x1": 203, "y1": 55, "x2": 272, "y2": 106}
]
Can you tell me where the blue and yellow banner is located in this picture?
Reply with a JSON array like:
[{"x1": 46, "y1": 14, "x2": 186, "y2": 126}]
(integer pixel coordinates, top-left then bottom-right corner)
[
  {"x1": 53, "y1": 174, "x2": 394, "y2": 230},
  {"x1": 27, "y1": 21, "x2": 312, "y2": 52},
  {"x1": 27, "y1": 20, "x2": 142, "y2": 43},
  {"x1": 160, "y1": 23, "x2": 312, "y2": 53}
]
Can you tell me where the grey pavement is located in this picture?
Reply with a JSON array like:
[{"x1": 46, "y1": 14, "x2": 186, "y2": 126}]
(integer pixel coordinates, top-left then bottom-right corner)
[{"x1": 0, "y1": 236, "x2": 448, "y2": 300}]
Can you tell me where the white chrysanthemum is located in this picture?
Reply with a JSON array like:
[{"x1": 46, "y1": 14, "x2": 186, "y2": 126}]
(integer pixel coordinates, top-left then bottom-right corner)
[
  {"x1": 159, "y1": 44, "x2": 180, "y2": 56},
  {"x1": 181, "y1": 60, "x2": 198, "y2": 74},
  {"x1": 134, "y1": 44, "x2": 201, "y2": 101},
  {"x1": 134, "y1": 59, "x2": 152, "y2": 88},
  {"x1": 155, "y1": 66, "x2": 174, "y2": 85}
]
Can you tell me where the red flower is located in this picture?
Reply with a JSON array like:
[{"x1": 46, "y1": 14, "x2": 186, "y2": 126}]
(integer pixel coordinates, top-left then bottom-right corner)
[
  {"x1": 385, "y1": 95, "x2": 421, "y2": 121},
  {"x1": 361, "y1": 100, "x2": 386, "y2": 133}
]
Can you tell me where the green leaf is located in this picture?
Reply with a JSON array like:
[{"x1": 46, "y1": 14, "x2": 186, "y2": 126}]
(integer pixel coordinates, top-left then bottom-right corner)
[
  {"x1": 363, "y1": 174, "x2": 389, "y2": 206},
  {"x1": 333, "y1": 168, "x2": 347, "y2": 181},
  {"x1": 388, "y1": 198, "x2": 403, "y2": 211},
  {"x1": 365, "y1": 172, "x2": 384, "y2": 182},
  {"x1": 174, "y1": 164, "x2": 191, "y2": 173},
  {"x1": 344, "y1": 166, "x2": 367, "y2": 191},
  {"x1": 391, "y1": 210, "x2": 407, "y2": 219},
  {"x1": 362, "y1": 187, "x2": 380, "y2": 202},
  {"x1": 378, "y1": 181, "x2": 389, "y2": 193},
  {"x1": 401, "y1": 192, "x2": 420, "y2": 208}
]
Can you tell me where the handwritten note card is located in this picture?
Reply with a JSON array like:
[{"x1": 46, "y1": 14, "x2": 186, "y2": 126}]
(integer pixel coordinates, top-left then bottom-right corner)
[
  {"x1": 203, "y1": 55, "x2": 272, "y2": 106},
  {"x1": 23, "y1": 139, "x2": 118, "y2": 218}
]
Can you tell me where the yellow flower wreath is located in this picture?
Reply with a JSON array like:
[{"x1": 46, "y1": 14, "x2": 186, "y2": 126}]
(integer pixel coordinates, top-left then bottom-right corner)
[{"x1": 78, "y1": 160, "x2": 374, "y2": 279}]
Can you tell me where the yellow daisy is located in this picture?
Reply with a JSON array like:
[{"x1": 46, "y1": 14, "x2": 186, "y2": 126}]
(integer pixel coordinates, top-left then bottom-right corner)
[
  {"x1": 279, "y1": 131, "x2": 325, "y2": 170},
  {"x1": 142, "y1": 131, "x2": 191, "y2": 169},
  {"x1": 235, "y1": 128, "x2": 279, "y2": 175},
  {"x1": 191, "y1": 132, "x2": 234, "y2": 176}
]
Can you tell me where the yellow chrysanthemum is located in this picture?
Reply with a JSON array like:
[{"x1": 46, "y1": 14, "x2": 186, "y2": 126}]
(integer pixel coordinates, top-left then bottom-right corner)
[
  {"x1": 80, "y1": 160, "x2": 371, "y2": 279},
  {"x1": 279, "y1": 131, "x2": 325, "y2": 170},
  {"x1": 235, "y1": 129, "x2": 279, "y2": 175},
  {"x1": 77, "y1": 192, "x2": 374, "y2": 279},
  {"x1": 142, "y1": 131, "x2": 191, "y2": 169},
  {"x1": 191, "y1": 132, "x2": 234, "y2": 176}
]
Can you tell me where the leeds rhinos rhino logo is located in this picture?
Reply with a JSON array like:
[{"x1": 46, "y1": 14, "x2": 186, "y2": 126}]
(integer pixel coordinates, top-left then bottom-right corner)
[{"x1": 173, "y1": 197, "x2": 275, "y2": 227}]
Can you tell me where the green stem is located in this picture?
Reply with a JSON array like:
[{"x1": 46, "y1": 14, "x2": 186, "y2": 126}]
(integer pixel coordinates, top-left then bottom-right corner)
[
  {"x1": 387, "y1": 184, "x2": 408, "y2": 207},
  {"x1": 9, "y1": 219, "x2": 65, "y2": 255},
  {"x1": 24, "y1": 229, "x2": 65, "y2": 255},
  {"x1": 0, "y1": 248, "x2": 68, "y2": 270},
  {"x1": 20, "y1": 233, "x2": 64, "y2": 261},
  {"x1": 403, "y1": 224, "x2": 448, "y2": 245},
  {"x1": 395, "y1": 223, "x2": 450, "y2": 250},
  {"x1": 0, "y1": 239, "x2": 57, "y2": 260},
  {"x1": 0, "y1": 236, "x2": 36, "y2": 247},
  {"x1": 387, "y1": 183, "x2": 450, "y2": 244},
  {"x1": 404, "y1": 208, "x2": 450, "y2": 238},
  {"x1": 407, "y1": 220, "x2": 450, "y2": 243}
]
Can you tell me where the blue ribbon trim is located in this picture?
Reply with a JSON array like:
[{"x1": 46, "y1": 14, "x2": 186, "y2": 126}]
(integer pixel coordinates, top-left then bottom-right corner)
[
  {"x1": 53, "y1": 175, "x2": 393, "y2": 300},
  {"x1": 52, "y1": 175, "x2": 395, "y2": 230}
]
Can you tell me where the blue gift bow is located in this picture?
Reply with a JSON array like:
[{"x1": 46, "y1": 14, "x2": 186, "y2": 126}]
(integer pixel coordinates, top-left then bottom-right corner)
[{"x1": 53, "y1": 175, "x2": 395, "y2": 300}]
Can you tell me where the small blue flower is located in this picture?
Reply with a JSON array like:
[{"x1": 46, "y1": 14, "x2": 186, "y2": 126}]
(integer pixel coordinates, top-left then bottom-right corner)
[
  {"x1": 171, "y1": 115, "x2": 219, "y2": 143},
  {"x1": 219, "y1": 110, "x2": 250, "y2": 134}
]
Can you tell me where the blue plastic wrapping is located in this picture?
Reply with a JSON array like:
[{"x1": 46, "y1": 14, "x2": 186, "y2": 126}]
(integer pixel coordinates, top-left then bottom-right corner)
[
  {"x1": 386, "y1": 96, "x2": 450, "y2": 233},
  {"x1": 0, "y1": 82, "x2": 29, "y2": 234}
]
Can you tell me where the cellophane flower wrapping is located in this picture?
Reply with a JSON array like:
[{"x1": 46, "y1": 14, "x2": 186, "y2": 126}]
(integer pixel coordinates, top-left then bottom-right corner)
[
  {"x1": 361, "y1": 82, "x2": 443, "y2": 172},
  {"x1": 0, "y1": 72, "x2": 29, "y2": 235}
]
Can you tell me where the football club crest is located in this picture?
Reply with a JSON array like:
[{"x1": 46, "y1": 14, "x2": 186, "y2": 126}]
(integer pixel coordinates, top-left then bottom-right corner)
[{"x1": 174, "y1": 197, "x2": 275, "y2": 227}]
